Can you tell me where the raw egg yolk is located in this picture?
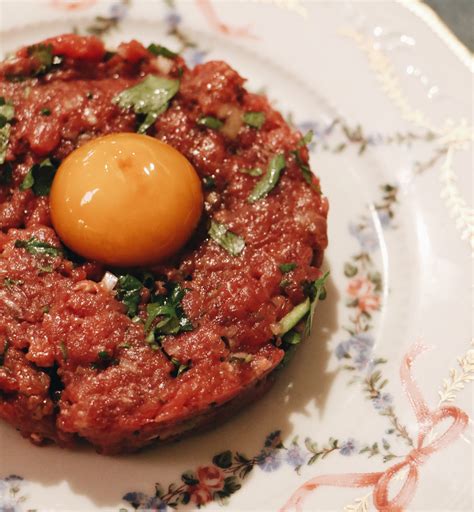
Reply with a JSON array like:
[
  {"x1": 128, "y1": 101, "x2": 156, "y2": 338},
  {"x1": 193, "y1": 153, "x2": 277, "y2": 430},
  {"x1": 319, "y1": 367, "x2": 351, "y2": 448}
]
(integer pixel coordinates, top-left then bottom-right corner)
[{"x1": 50, "y1": 133, "x2": 203, "y2": 267}]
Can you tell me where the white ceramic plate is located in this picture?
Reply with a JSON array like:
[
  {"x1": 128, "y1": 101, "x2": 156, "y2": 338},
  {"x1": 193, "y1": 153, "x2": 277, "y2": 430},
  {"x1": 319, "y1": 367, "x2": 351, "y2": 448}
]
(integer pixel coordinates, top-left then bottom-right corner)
[{"x1": 1, "y1": 1, "x2": 472, "y2": 511}]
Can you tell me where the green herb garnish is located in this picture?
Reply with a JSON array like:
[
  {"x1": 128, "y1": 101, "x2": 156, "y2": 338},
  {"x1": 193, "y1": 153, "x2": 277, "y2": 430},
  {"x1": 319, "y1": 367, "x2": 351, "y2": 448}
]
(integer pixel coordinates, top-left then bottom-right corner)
[
  {"x1": 0, "y1": 97, "x2": 15, "y2": 165},
  {"x1": 27, "y1": 44, "x2": 53, "y2": 75},
  {"x1": 20, "y1": 158, "x2": 58, "y2": 196},
  {"x1": 144, "y1": 282, "x2": 193, "y2": 337},
  {"x1": 240, "y1": 167, "x2": 263, "y2": 177},
  {"x1": 276, "y1": 299, "x2": 310, "y2": 335},
  {"x1": 208, "y1": 220, "x2": 245, "y2": 256},
  {"x1": 113, "y1": 75, "x2": 180, "y2": 133},
  {"x1": 3, "y1": 277, "x2": 23, "y2": 289},
  {"x1": 147, "y1": 43, "x2": 178, "y2": 59},
  {"x1": 202, "y1": 176, "x2": 216, "y2": 189},
  {"x1": 170, "y1": 357, "x2": 191, "y2": 377},
  {"x1": 27, "y1": 44, "x2": 63, "y2": 76},
  {"x1": 243, "y1": 111, "x2": 265, "y2": 129},
  {"x1": 59, "y1": 341, "x2": 68, "y2": 361},
  {"x1": 40, "y1": 108, "x2": 51, "y2": 116},
  {"x1": 292, "y1": 150, "x2": 316, "y2": 189},
  {"x1": 298, "y1": 130, "x2": 314, "y2": 148},
  {"x1": 197, "y1": 116, "x2": 223, "y2": 130},
  {"x1": 282, "y1": 330, "x2": 302, "y2": 346},
  {"x1": 116, "y1": 274, "x2": 143, "y2": 317},
  {"x1": 14, "y1": 237, "x2": 62, "y2": 258},
  {"x1": 305, "y1": 271, "x2": 329, "y2": 335},
  {"x1": 279, "y1": 262, "x2": 297, "y2": 273},
  {"x1": 248, "y1": 153, "x2": 286, "y2": 203},
  {"x1": 276, "y1": 272, "x2": 329, "y2": 336}
]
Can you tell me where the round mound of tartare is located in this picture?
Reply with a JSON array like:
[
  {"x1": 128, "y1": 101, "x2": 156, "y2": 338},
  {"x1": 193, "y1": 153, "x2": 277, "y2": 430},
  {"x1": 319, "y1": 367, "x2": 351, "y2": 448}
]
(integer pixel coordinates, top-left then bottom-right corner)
[{"x1": 0, "y1": 35, "x2": 328, "y2": 454}]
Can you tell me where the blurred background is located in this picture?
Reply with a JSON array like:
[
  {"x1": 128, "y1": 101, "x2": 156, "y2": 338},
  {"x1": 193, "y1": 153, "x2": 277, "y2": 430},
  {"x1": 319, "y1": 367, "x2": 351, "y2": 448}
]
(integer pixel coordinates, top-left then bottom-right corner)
[{"x1": 425, "y1": 0, "x2": 474, "y2": 50}]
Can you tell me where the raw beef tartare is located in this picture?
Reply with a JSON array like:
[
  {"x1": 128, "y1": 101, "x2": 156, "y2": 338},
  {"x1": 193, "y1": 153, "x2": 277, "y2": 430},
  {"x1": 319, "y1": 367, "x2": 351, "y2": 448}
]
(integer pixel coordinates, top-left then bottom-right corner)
[{"x1": 0, "y1": 35, "x2": 328, "y2": 454}]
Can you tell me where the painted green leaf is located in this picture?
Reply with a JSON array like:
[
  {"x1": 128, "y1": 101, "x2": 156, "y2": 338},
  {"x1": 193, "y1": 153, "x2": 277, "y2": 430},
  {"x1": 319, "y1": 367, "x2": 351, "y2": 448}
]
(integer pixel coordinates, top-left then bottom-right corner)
[{"x1": 213, "y1": 450, "x2": 233, "y2": 469}]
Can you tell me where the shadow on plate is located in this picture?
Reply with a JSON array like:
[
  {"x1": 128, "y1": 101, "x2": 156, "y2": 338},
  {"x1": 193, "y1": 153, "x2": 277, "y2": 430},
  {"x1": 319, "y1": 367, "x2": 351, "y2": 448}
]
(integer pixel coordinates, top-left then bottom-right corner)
[{"x1": 0, "y1": 269, "x2": 340, "y2": 509}]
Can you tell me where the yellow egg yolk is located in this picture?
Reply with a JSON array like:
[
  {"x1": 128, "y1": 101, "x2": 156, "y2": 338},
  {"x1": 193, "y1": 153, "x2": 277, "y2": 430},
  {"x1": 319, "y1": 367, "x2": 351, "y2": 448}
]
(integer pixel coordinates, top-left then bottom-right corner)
[{"x1": 50, "y1": 133, "x2": 203, "y2": 267}]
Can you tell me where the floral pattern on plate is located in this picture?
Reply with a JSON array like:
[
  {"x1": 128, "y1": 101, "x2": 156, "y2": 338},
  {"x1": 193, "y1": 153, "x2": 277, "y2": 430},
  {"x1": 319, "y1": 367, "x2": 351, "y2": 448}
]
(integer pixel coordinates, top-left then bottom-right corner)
[{"x1": 0, "y1": 0, "x2": 472, "y2": 511}]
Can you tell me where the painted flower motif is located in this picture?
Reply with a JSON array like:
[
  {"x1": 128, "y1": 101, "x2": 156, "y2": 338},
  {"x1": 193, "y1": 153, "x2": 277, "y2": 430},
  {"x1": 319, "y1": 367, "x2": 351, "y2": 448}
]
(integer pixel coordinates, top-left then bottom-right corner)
[
  {"x1": 349, "y1": 222, "x2": 379, "y2": 252},
  {"x1": 0, "y1": 475, "x2": 26, "y2": 512},
  {"x1": 183, "y1": 49, "x2": 208, "y2": 67},
  {"x1": 376, "y1": 209, "x2": 392, "y2": 228},
  {"x1": 110, "y1": 0, "x2": 129, "y2": 20},
  {"x1": 372, "y1": 392, "x2": 393, "y2": 411},
  {"x1": 50, "y1": 0, "x2": 96, "y2": 10},
  {"x1": 257, "y1": 449, "x2": 281, "y2": 472},
  {"x1": 347, "y1": 276, "x2": 381, "y2": 313},
  {"x1": 164, "y1": 12, "x2": 182, "y2": 30},
  {"x1": 188, "y1": 484, "x2": 213, "y2": 506},
  {"x1": 339, "y1": 438, "x2": 358, "y2": 456},
  {"x1": 197, "y1": 465, "x2": 225, "y2": 490},
  {"x1": 335, "y1": 333, "x2": 374, "y2": 370},
  {"x1": 142, "y1": 496, "x2": 167, "y2": 511},
  {"x1": 285, "y1": 445, "x2": 308, "y2": 468}
]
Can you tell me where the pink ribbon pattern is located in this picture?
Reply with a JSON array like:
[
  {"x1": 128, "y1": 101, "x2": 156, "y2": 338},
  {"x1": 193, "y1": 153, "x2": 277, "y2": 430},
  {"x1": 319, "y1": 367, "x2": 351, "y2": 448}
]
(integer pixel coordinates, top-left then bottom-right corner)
[{"x1": 281, "y1": 344, "x2": 469, "y2": 512}]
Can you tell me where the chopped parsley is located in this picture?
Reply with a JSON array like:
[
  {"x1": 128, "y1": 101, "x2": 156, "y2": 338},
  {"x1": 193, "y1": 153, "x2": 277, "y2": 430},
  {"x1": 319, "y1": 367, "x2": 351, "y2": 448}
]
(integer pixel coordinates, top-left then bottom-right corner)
[
  {"x1": 275, "y1": 271, "x2": 329, "y2": 336},
  {"x1": 0, "y1": 97, "x2": 15, "y2": 165},
  {"x1": 3, "y1": 277, "x2": 23, "y2": 289},
  {"x1": 208, "y1": 220, "x2": 245, "y2": 257},
  {"x1": 27, "y1": 44, "x2": 63, "y2": 77},
  {"x1": 59, "y1": 341, "x2": 68, "y2": 361},
  {"x1": 243, "y1": 111, "x2": 265, "y2": 129},
  {"x1": 91, "y1": 350, "x2": 118, "y2": 369},
  {"x1": 298, "y1": 130, "x2": 314, "y2": 148},
  {"x1": 113, "y1": 75, "x2": 180, "y2": 133},
  {"x1": 276, "y1": 299, "x2": 310, "y2": 336},
  {"x1": 305, "y1": 271, "x2": 329, "y2": 335},
  {"x1": 202, "y1": 176, "x2": 216, "y2": 189},
  {"x1": 170, "y1": 357, "x2": 192, "y2": 378},
  {"x1": 147, "y1": 43, "x2": 178, "y2": 59},
  {"x1": 116, "y1": 274, "x2": 143, "y2": 317},
  {"x1": 229, "y1": 352, "x2": 253, "y2": 363},
  {"x1": 98, "y1": 350, "x2": 110, "y2": 360},
  {"x1": 40, "y1": 108, "x2": 51, "y2": 116},
  {"x1": 14, "y1": 237, "x2": 62, "y2": 258},
  {"x1": 278, "y1": 329, "x2": 302, "y2": 367},
  {"x1": 292, "y1": 149, "x2": 316, "y2": 189},
  {"x1": 20, "y1": 158, "x2": 58, "y2": 196},
  {"x1": 144, "y1": 282, "x2": 193, "y2": 339},
  {"x1": 279, "y1": 262, "x2": 297, "y2": 273},
  {"x1": 248, "y1": 153, "x2": 286, "y2": 203},
  {"x1": 197, "y1": 116, "x2": 223, "y2": 130},
  {"x1": 240, "y1": 167, "x2": 263, "y2": 177},
  {"x1": 282, "y1": 330, "x2": 302, "y2": 346}
]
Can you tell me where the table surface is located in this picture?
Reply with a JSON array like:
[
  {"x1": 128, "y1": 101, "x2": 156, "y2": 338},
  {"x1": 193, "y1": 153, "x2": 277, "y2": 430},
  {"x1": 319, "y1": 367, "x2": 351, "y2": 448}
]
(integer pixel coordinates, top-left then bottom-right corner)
[{"x1": 425, "y1": 0, "x2": 474, "y2": 51}]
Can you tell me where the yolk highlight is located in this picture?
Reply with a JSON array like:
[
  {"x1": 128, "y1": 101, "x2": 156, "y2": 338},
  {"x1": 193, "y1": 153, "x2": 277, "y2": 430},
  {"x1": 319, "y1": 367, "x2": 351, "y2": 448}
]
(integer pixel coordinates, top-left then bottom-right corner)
[{"x1": 50, "y1": 133, "x2": 203, "y2": 267}]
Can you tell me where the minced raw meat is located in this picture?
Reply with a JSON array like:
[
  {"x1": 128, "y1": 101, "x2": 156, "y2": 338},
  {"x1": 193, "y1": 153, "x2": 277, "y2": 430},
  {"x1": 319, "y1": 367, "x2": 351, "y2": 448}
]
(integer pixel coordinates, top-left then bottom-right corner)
[{"x1": 0, "y1": 35, "x2": 328, "y2": 454}]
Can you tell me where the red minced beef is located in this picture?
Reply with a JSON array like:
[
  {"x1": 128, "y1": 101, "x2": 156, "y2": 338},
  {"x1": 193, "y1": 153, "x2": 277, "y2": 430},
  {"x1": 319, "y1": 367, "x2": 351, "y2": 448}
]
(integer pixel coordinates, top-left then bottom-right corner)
[{"x1": 0, "y1": 35, "x2": 328, "y2": 454}]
